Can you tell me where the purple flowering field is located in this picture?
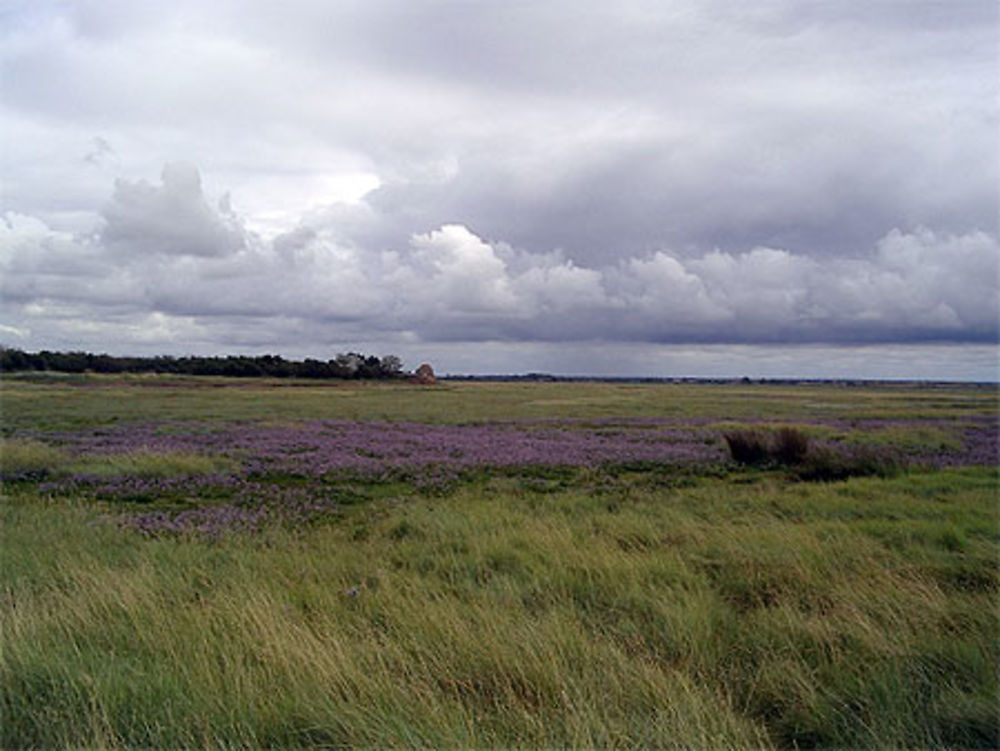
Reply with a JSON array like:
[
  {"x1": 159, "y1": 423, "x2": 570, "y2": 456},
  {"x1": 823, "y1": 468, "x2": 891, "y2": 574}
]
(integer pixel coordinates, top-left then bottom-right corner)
[{"x1": 20, "y1": 412, "x2": 996, "y2": 537}]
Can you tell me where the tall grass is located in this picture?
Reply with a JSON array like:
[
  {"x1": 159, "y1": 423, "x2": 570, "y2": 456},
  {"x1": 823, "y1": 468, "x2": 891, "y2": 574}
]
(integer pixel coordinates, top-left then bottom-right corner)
[{"x1": 3, "y1": 466, "x2": 996, "y2": 748}]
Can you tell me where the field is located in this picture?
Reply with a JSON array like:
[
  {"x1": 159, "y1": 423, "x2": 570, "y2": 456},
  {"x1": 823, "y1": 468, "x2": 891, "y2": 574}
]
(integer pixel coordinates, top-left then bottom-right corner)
[{"x1": 2, "y1": 374, "x2": 998, "y2": 749}]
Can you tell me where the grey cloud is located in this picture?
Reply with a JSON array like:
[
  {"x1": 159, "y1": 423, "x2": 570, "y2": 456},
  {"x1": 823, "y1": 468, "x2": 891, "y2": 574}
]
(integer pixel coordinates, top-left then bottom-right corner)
[
  {"x1": 6, "y1": 1, "x2": 993, "y2": 266},
  {"x1": 360, "y1": 108, "x2": 995, "y2": 269},
  {"x1": 3, "y1": 167, "x2": 996, "y2": 352},
  {"x1": 83, "y1": 136, "x2": 115, "y2": 166},
  {"x1": 101, "y1": 163, "x2": 246, "y2": 258},
  {"x1": 228, "y1": 1, "x2": 995, "y2": 99}
]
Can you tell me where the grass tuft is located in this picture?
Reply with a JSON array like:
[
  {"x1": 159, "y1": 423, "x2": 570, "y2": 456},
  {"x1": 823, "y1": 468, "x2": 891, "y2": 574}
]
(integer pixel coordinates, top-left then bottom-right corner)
[
  {"x1": 774, "y1": 426, "x2": 810, "y2": 465},
  {"x1": 0, "y1": 438, "x2": 68, "y2": 481},
  {"x1": 796, "y1": 445, "x2": 901, "y2": 482},
  {"x1": 71, "y1": 449, "x2": 235, "y2": 479}
]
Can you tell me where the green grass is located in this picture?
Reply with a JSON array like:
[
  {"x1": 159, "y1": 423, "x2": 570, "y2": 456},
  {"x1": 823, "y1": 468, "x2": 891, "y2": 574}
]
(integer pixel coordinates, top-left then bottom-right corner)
[
  {"x1": 1, "y1": 377, "x2": 997, "y2": 749},
  {"x1": 0, "y1": 438, "x2": 70, "y2": 478},
  {"x1": 1, "y1": 438, "x2": 235, "y2": 483},
  {"x1": 2, "y1": 373, "x2": 996, "y2": 431},
  {"x1": 69, "y1": 449, "x2": 237, "y2": 480},
  {"x1": 4, "y1": 467, "x2": 997, "y2": 748}
]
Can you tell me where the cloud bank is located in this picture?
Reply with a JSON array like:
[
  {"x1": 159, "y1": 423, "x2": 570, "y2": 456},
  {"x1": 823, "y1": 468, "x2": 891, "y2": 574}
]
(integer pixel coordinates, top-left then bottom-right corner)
[{"x1": 1, "y1": 164, "x2": 995, "y2": 360}]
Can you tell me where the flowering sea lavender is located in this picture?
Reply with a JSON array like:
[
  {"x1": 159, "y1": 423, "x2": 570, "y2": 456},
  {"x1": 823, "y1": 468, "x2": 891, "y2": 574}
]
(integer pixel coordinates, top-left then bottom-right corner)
[
  {"x1": 17, "y1": 414, "x2": 996, "y2": 537},
  {"x1": 29, "y1": 419, "x2": 727, "y2": 474},
  {"x1": 909, "y1": 419, "x2": 999, "y2": 468},
  {"x1": 119, "y1": 484, "x2": 344, "y2": 537}
]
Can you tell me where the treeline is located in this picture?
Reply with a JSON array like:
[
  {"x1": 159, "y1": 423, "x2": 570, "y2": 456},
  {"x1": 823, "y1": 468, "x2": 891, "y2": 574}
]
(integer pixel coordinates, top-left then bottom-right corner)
[{"x1": 0, "y1": 348, "x2": 405, "y2": 380}]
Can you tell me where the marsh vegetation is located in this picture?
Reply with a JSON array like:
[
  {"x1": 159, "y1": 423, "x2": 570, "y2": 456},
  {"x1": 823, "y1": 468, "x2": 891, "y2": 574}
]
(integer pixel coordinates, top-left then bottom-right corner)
[{"x1": 2, "y1": 376, "x2": 997, "y2": 748}]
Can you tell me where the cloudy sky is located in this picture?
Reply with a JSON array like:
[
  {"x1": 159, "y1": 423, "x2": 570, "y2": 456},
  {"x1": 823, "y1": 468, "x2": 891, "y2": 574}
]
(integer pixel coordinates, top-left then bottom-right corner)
[{"x1": 2, "y1": 0, "x2": 997, "y2": 379}]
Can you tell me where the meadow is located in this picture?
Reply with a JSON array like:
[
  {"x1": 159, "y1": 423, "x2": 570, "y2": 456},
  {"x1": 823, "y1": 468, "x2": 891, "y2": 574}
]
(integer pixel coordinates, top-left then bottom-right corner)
[{"x1": 2, "y1": 374, "x2": 997, "y2": 749}]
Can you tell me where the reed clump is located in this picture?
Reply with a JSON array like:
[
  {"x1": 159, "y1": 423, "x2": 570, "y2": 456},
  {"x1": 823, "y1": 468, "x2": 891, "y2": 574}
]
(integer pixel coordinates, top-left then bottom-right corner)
[{"x1": 724, "y1": 426, "x2": 900, "y2": 480}]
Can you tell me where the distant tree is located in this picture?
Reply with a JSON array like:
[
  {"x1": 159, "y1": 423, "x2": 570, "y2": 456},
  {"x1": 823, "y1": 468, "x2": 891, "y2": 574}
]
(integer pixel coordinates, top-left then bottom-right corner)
[
  {"x1": 0, "y1": 348, "x2": 408, "y2": 381},
  {"x1": 300, "y1": 358, "x2": 331, "y2": 379},
  {"x1": 0, "y1": 347, "x2": 29, "y2": 372},
  {"x1": 335, "y1": 353, "x2": 362, "y2": 377},
  {"x1": 379, "y1": 354, "x2": 403, "y2": 377},
  {"x1": 356, "y1": 356, "x2": 383, "y2": 379},
  {"x1": 258, "y1": 354, "x2": 292, "y2": 377}
]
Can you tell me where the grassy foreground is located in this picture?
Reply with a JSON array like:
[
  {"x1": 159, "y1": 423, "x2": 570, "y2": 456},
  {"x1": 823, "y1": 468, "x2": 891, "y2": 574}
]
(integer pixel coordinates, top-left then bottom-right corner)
[{"x1": 1, "y1": 377, "x2": 997, "y2": 748}]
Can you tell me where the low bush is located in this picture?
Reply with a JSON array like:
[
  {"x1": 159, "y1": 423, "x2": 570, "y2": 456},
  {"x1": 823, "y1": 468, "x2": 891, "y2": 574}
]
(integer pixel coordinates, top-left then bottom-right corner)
[
  {"x1": 724, "y1": 427, "x2": 811, "y2": 467},
  {"x1": 723, "y1": 430, "x2": 773, "y2": 465},
  {"x1": 795, "y1": 445, "x2": 901, "y2": 481},
  {"x1": 723, "y1": 427, "x2": 901, "y2": 481}
]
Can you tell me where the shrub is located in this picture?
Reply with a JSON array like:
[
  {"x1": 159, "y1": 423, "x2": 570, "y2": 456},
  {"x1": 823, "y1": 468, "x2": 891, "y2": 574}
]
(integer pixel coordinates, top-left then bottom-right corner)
[
  {"x1": 724, "y1": 428, "x2": 810, "y2": 467},
  {"x1": 723, "y1": 430, "x2": 773, "y2": 465},
  {"x1": 723, "y1": 427, "x2": 903, "y2": 480}
]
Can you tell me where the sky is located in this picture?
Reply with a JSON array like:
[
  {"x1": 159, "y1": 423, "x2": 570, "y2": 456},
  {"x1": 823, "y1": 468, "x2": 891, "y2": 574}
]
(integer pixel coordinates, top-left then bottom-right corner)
[{"x1": 1, "y1": 0, "x2": 997, "y2": 379}]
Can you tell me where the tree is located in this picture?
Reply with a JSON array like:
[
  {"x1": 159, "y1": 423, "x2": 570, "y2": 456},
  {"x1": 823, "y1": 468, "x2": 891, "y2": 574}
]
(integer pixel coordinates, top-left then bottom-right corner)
[
  {"x1": 380, "y1": 354, "x2": 403, "y2": 376},
  {"x1": 334, "y1": 353, "x2": 362, "y2": 377}
]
